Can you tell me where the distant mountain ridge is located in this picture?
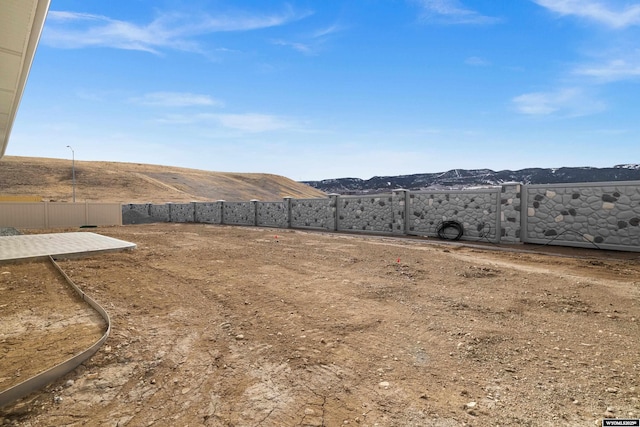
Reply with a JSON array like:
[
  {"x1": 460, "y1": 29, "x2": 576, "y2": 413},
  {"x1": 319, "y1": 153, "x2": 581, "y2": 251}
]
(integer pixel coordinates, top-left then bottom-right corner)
[{"x1": 302, "y1": 165, "x2": 640, "y2": 194}]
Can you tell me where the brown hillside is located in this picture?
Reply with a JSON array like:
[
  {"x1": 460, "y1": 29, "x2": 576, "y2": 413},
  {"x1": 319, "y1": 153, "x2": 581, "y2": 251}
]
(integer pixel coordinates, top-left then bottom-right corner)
[{"x1": 0, "y1": 156, "x2": 326, "y2": 203}]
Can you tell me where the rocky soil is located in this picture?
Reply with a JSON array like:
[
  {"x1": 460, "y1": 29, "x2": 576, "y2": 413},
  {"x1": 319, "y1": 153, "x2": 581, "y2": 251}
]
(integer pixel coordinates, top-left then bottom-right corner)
[{"x1": 1, "y1": 224, "x2": 639, "y2": 426}]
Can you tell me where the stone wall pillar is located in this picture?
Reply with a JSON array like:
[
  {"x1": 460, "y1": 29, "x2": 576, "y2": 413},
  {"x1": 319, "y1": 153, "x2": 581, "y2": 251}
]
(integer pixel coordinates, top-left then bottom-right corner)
[
  {"x1": 250, "y1": 200, "x2": 259, "y2": 226},
  {"x1": 167, "y1": 203, "x2": 173, "y2": 222},
  {"x1": 283, "y1": 197, "x2": 292, "y2": 229},
  {"x1": 391, "y1": 189, "x2": 409, "y2": 235},
  {"x1": 329, "y1": 194, "x2": 339, "y2": 231},
  {"x1": 500, "y1": 184, "x2": 522, "y2": 243},
  {"x1": 217, "y1": 200, "x2": 225, "y2": 225}
]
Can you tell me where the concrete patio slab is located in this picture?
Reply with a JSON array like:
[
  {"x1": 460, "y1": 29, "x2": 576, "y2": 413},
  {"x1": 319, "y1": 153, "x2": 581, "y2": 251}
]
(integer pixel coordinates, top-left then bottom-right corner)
[{"x1": 0, "y1": 232, "x2": 136, "y2": 263}]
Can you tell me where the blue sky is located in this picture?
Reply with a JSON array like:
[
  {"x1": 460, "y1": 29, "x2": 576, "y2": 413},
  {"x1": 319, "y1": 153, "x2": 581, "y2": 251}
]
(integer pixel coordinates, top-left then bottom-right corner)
[{"x1": 8, "y1": 0, "x2": 640, "y2": 181}]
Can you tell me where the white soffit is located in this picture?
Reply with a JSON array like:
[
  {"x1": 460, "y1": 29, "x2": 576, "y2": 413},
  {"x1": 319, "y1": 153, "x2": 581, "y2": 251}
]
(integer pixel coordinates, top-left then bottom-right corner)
[{"x1": 0, "y1": 0, "x2": 51, "y2": 158}]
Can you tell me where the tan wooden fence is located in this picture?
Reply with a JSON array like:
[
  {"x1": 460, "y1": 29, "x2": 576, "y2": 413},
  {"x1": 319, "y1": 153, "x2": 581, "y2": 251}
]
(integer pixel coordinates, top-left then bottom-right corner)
[{"x1": 0, "y1": 202, "x2": 122, "y2": 229}]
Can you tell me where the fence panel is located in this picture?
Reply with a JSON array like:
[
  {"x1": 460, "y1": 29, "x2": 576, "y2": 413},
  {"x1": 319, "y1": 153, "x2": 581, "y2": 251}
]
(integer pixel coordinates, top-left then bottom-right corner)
[
  {"x1": 407, "y1": 189, "x2": 501, "y2": 243},
  {"x1": 0, "y1": 202, "x2": 122, "y2": 229},
  {"x1": 223, "y1": 202, "x2": 255, "y2": 226},
  {"x1": 0, "y1": 202, "x2": 47, "y2": 228},
  {"x1": 337, "y1": 194, "x2": 395, "y2": 233},
  {"x1": 170, "y1": 203, "x2": 195, "y2": 223},
  {"x1": 257, "y1": 202, "x2": 288, "y2": 228},
  {"x1": 40, "y1": 203, "x2": 86, "y2": 228},
  {"x1": 194, "y1": 202, "x2": 222, "y2": 224},
  {"x1": 521, "y1": 181, "x2": 640, "y2": 252},
  {"x1": 290, "y1": 198, "x2": 335, "y2": 230},
  {"x1": 88, "y1": 203, "x2": 123, "y2": 226}
]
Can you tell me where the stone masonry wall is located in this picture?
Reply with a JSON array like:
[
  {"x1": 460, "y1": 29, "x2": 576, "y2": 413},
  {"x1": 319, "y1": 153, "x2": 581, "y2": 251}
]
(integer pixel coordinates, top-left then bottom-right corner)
[
  {"x1": 407, "y1": 190, "x2": 500, "y2": 242},
  {"x1": 170, "y1": 203, "x2": 195, "y2": 223},
  {"x1": 524, "y1": 182, "x2": 640, "y2": 251},
  {"x1": 223, "y1": 202, "x2": 255, "y2": 226},
  {"x1": 195, "y1": 202, "x2": 222, "y2": 224},
  {"x1": 290, "y1": 198, "x2": 335, "y2": 230},
  {"x1": 122, "y1": 204, "x2": 154, "y2": 224},
  {"x1": 337, "y1": 194, "x2": 395, "y2": 233},
  {"x1": 149, "y1": 204, "x2": 170, "y2": 222},
  {"x1": 500, "y1": 184, "x2": 521, "y2": 244},
  {"x1": 122, "y1": 203, "x2": 171, "y2": 224},
  {"x1": 257, "y1": 202, "x2": 288, "y2": 228},
  {"x1": 121, "y1": 181, "x2": 639, "y2": 252}
]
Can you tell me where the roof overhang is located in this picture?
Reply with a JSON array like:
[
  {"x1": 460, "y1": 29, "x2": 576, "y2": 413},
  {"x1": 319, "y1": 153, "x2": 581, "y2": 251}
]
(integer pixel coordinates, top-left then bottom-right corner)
[{"x1": 0, "y1": 0, "x2": 51, "y2": 158}]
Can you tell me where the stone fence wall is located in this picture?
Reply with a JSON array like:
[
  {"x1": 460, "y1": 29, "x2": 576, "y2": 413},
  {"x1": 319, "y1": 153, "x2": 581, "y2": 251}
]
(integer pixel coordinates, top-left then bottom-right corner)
[
  {"x1": 122, "y1": 181, "x2": 640, "y2": 252},
  {"x1": 522, "y1": 181, "x2": 640, "y2": 251},
  {"x1": 290, "y1": 198, "x2": 335, "y2": 231}
]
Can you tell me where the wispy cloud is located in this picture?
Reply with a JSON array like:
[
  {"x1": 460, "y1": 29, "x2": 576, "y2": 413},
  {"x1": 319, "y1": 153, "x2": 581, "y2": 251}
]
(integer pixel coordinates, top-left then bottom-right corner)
[
  {"x1": 413, "y1": 0, "x2": 500, "y2": 24},
  {"x1": 43, "y1": 7, "x2": 312, "y2": 54},
  {"x1": 272, "y1": 22, "x2": 346, "y2": 55},
  {"x1": 312, "y1": 24, "x2": 344, "y2": 38},
  {"x1": 532, "y1": 0, "x2": 640, "y2": 29},
  {"x1": 215, "y1": 113, "x2": 292, "y2": 132},
  {"x1": 465, "y1": 56, "x2": 490, "y2": 66},
  {"x1": 130, "y1": 92, "x2": 223, "y2": 107},
  {"x1": 533, "y1": 2, "x2": 640, "y2": 83},
  {"x1": 574, "y1": 54, "x2": 640, "y2": 81},
  {"x1": 512, "y1": 87, "x2": 606, "y2": 117},
  {"x1": 157, "y1": 113, "x2": 294, "y2": 132},
  {"x1": 272, "y1": 39, "x2": 315, "y2": 55}
]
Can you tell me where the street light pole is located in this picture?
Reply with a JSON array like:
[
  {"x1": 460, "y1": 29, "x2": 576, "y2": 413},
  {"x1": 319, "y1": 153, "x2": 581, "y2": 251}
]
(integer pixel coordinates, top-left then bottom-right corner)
[{"x1": 66, "y1": 145, "x2": 76, "y2": 203}]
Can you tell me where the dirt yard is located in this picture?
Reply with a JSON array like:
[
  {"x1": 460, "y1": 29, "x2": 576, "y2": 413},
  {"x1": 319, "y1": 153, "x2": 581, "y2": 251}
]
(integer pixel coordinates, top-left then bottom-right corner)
[{"x1": 1, "y1": 224, "x2": 639, "y2": 426}]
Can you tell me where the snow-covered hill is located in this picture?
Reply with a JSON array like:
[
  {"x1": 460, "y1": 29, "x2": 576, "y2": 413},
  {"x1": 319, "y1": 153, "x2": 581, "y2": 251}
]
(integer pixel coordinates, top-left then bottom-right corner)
[{"x1": 302, "y1": 166, "x2": 640, "y2": 194}]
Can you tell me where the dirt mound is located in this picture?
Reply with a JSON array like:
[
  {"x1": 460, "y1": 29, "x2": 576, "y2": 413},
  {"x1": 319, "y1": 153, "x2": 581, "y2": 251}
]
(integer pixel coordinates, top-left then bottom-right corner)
[{"x1": 0, "y1": 156, "x2": 325, "y2": 203}]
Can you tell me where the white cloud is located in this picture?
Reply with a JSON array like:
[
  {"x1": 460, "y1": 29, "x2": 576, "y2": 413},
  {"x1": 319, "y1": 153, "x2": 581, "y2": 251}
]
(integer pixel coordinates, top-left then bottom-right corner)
[
  {"x1": 130, "y1": 92, "x2": 223, "y2": 107},
  {"x1": 413, "y1": 0, "x2": 500, "y2": 24},
  {"x1": 44, "y1": 7, "x2": 311, "y2": 54},
  {"x1": 574, "y1": 56, "x2": 640, "y2": 81},
  {"x1": 157, "y1": 113, "x2": 294, "y2": 132},
  {"x1": 272, "y1": 22, "x2": 345, "y2": 55},
  {"x1": 312, "y1": 24, "x2": 344, "y2": 38},
  {"x1": 532, "y1": 0, "x2": 640, "y2": 29},
  {"x1": 465, "y1": 56, "x2": 490, "y2": 66},
  {"x1": 512, "y1": 87, "x2": 606, "y2": 117},
  {"x1": 47, "y1": 11, "x2": 104, "y2": 22},
  {"x1": 513, "y1": 92, "x2": 561, "y2": 115},
  {"x1": 272, "y1": 39, "x2": 315, "y2": 55},
  {"x1": 214, "y1": 113, "x2": 292, "y2": 132},
  {"x1": 45, "y1": 12, "x2": 184, "y2": 54},
  {"x1": 533, "y1": 3, "x2": 640, "y2": 85}
]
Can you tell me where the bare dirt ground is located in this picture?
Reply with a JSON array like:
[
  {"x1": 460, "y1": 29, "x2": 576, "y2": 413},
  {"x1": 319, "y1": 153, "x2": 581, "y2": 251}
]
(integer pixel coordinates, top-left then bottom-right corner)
[{"x1": 1, "y1": 224, "x2": 639, "y2": 426}]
